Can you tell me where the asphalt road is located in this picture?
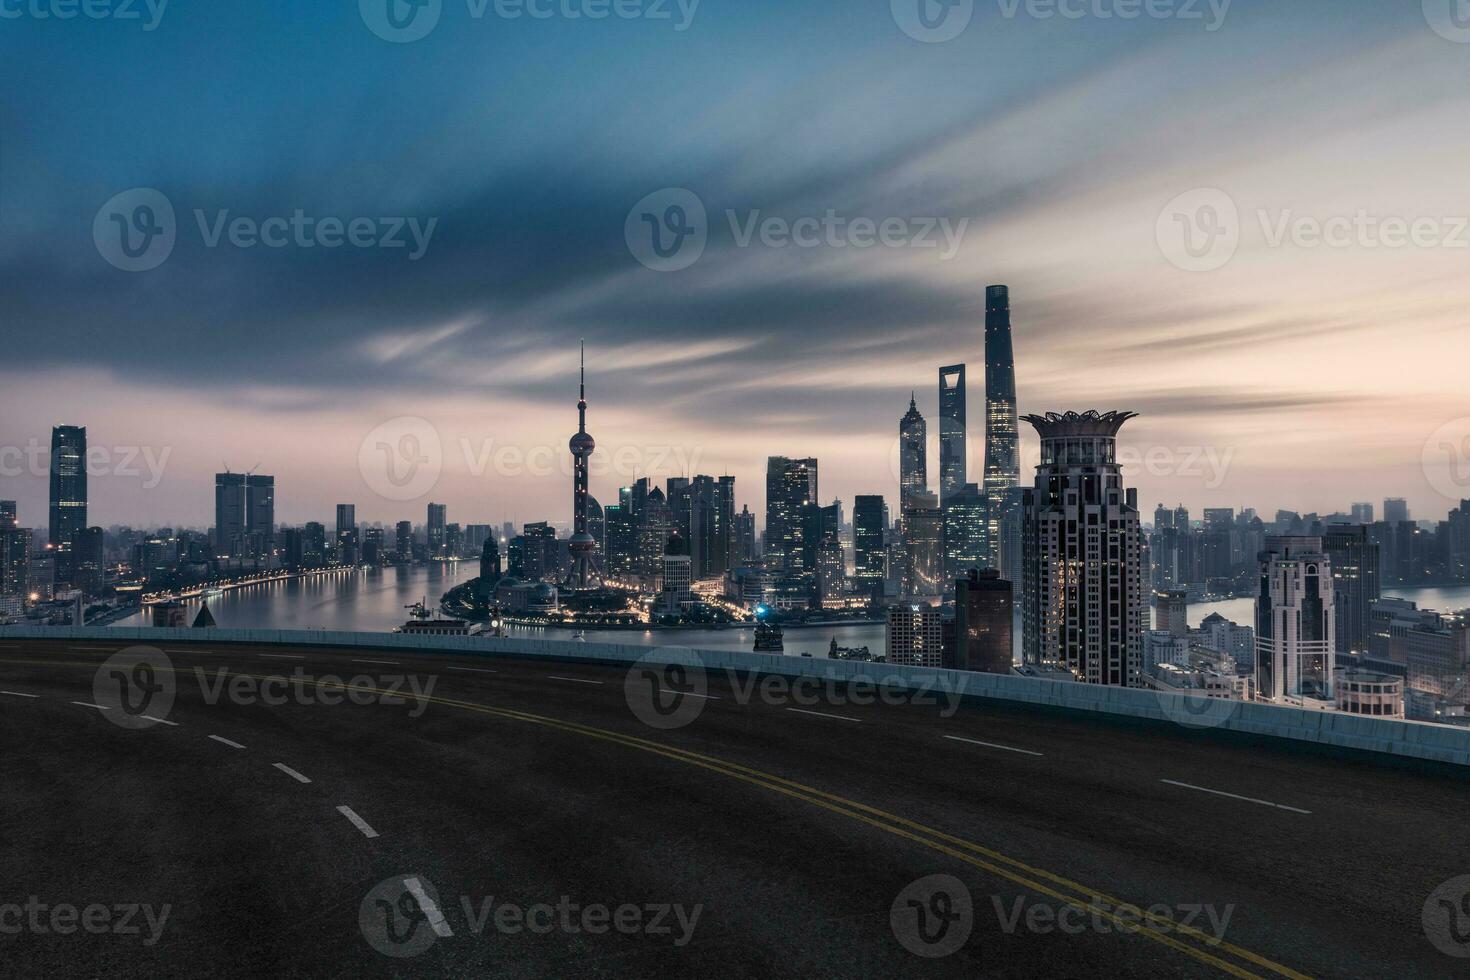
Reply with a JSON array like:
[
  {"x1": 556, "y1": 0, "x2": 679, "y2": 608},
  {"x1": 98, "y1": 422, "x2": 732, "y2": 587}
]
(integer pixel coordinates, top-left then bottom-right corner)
[{"x1": 2, "y1": 635, "x2": 1469, "y2": 978}]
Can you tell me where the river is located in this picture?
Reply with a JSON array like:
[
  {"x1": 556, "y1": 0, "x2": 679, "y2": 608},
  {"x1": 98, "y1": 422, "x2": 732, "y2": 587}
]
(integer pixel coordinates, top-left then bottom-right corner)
[{"x1": 112, "y1": 565, "x2": 1470, "y2": 659}]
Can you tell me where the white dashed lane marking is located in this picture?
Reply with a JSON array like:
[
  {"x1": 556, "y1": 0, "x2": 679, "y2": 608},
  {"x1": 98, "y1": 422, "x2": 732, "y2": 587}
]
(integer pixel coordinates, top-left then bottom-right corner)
[
  {"x1": 786, "y1": 707, "x2": 861, "y2": 722},
  {"x1": 71, "y1": 701, "x2": 110, "y2": 711},
  {"x1": 404, "y1": 877, "x2": 454, "y2": 937},
  {"x1": 548, "y1": 676, "x2": 602, "y2": 685},
  {"x1": 259, "y1": 654, "x2": 305, "y2": 660},
  {"x1": 208, "y1": 735, "x2": 247, "y2": 749},
  {"x1": 337, "y1": 806, "x2": 380, "y2": 839},
  {"x1": 1, "y1": 690, "x2": 39, "y2": 698},
  {"x1": 143, "y1": 715, "x2": 179, "y2": 726},
  {"x1": 1160, "y1": 779, "x2": 1312, "y2": 815},
  {"x1": 446, "y1": 666, "x2": 498, "y2": 674},
  {"x1": 273, "y1": 763, "x2": 312, "y2": 784},
  {"x1": 943, "y1": 734, "x2": 1044, "y2": 757},
  {"x1": 353, "y1": 659, "x2": 400, "y2": 666}
]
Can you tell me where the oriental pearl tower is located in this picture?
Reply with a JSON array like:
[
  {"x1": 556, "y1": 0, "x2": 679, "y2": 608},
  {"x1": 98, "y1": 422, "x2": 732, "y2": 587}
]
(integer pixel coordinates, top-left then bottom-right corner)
[{"x1": 567, "y1": 343, "x2": 600, "y2": 590}]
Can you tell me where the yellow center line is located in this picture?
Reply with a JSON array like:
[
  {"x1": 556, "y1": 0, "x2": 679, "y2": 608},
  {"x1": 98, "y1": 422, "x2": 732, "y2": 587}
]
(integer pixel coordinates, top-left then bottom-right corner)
[{"x1": 1, "y1": 655, "x2": 1311, "y2": 979}]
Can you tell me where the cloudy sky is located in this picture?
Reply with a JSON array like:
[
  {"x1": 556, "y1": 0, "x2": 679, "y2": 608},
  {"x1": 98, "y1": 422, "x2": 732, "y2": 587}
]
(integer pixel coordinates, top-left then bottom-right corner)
[{"x1": 3, "y1": 1, "x2": 1470, "y2": 531}]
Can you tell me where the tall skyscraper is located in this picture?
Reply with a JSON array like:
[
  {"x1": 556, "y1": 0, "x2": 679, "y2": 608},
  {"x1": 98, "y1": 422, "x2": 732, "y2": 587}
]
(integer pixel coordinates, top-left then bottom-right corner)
[
  {"x1": 886, "y1": 604, "x2": 944, "y2": 668},
  {"x1": 566, "y1": 345, "x2": 600, "y2": 590},
  {"x1": 1255, "y1": 536, "x2": 1336, "y2": 703},
  {"x1": 734, "y1": 505, "x2": 757, "y2": 564},
  {"x1": 1384, "y1": 498, "x2": 1410, "y2": 525},
  {"x1": 954, "y1": 568, "x2": 1014, "y2": 674},
  {"x1": 901, "y1": 490, "x2": 943, "y2": 599},
  {"x1": 1324, "y1": 524, "x2": 1380, "y2": 658},
  {"x1": 395, "y1": 520, "x2": 414, "y2": 562},
  {"x1": 1020, "y1": 411, "x2": 1145, "y2": 686},
  {"x1": 688, "y1": 475, "x2": 735, "y2": 579},
  {"x1": 765, "y1": 456, "x2": 818, "y2": 571},
  {"x1": 983, "y1": 286, "x2": 1019, "y2": 579},
  {"x1": 1154, "y1": 589, "x2": 1189, "y2": 637},
  {"x1": 0, "y1": 500, "x2": 16, "y2": 529},
  {"x1": 49, "y1": 425, "x2": 87, "y2": 583},
  {"x1": 938, "y1": 364, "x2": 966, "y2": 504},
  {"x1": 898, "y1": 395, "x2": 927, "y2": 505},
  {"x1": 942, "y1": 482, "x2": 989, "y2": 579},
  {"x1": 1351, "y1": 502, "x2": 1375, "y2": 524},
  {"x1": 214, "y1": 471, "x2": 274, "y2": 558},
  {"x1": 427, "y1": 503, "x2": 447, "y2": 557},
  {"x1": 336, "y1": 504, "x2": 358, "y2": 565},
  {"x1": 853, "y1": 495, "x2": 887, "y2": 580}
]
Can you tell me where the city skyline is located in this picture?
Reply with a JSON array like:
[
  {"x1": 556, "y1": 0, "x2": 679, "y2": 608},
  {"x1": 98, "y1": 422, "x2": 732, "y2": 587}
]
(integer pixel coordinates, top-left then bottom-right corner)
[{"x1": 5, "y1": 4, "x2": 1470, "y2": 527}]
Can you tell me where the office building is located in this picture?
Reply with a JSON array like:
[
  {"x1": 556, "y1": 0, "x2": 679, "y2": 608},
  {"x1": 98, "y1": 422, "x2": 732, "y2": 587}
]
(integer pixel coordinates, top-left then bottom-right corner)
[
  {"x1": 853, "y1": 495, "x2": 887, "y2": 580},
  {"x1": 765, "y1": 456, "x2": 818, "y2": 571},
  {"x1": 938, "y1": 364, "x2": 966, "y2": 504},
  {"x1": 1155, "y1": 589, "x2": 1189, "y2": 638},
  {"x1": 49, "y1": 425, "x2": 87, "y2": 583},
  {"x1": 336, "y1": 504, "x2": 358, "y2": 565},
  {"x1": 427, "y1": 503, "x2": 447, "y2": 558},
  {"x1": 886, "y1": 604, "x2": 944, "y2": 667},
  {"x1": 1351, "y1": 503, "x2": 1375, "y2": 524},
  {"x1": 1384, "y1": 498, "x2": 1410, "y2": 525},
  {"x1": 954, "y1": 568, "x2": 1013, "y2": 674},
  {"x1": 214, "y1": 471, "x2": 274, "y2": 558},
  {"x1": 688, "y1": 475, "x2": 735, "y2": 579},
  {"x1": 901, "y1": 490, "x2": 943, "y2": 599},
  {"x1": 1324, "y1": 524, "x2": 1380, "y2": 657},
  {"x1": 395, "y1": 521, "x2": 414, "y2": 562},
  {"x1": 1020, "y1": 411, "x2": 1146, "y2": 687},
  {"x1": 898, "y1": 396, "x2": 927, "y2": 505},
  {"x1": 1255, "y1": 536, "x2": 1336, "y2": 704},
  {"x1": 942, "y1": 482, "x2": 988, "y2": 579}
]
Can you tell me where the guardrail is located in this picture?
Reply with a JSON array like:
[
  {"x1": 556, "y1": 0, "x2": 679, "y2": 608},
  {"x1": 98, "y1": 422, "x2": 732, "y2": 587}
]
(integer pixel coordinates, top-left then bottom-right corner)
[{"x1": 6, "y1": 624, "x2": 1470, "y2": 768}]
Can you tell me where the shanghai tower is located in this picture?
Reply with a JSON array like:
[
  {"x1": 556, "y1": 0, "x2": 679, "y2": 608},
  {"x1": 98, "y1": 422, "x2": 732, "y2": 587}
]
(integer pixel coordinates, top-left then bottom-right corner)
[{"x1": 984, "y1": 285, "x2": 1019, "y2": 572}]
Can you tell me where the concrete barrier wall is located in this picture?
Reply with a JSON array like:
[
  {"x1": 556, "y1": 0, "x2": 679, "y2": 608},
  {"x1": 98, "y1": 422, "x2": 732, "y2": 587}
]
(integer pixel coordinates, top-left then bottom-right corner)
[{"x1": 7, "y1": 624, "x2": 1470, "y2": 768}]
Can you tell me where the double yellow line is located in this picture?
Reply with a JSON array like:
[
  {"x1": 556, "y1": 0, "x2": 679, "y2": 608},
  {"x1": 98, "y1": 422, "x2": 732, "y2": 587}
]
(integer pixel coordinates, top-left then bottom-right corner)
[{"x1": 8, "y1": 655, "x2": 1310, "y2": 978}]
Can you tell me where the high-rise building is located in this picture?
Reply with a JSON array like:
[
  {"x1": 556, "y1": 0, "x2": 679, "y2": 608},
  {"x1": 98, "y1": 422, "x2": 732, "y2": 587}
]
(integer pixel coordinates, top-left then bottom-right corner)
[
  {"x1": 853, "y1": 495, "x2": 887, "y2": 580},
  {"x1": 659, "y1": 531, "x2": 693, "y2": 613},
  {"x1": 688, "y1": 475, "x2": 735, "y2": 579},
  {"x1": 1323, "y1": 524, "x2": 1380, "y2": 658},
  {"x1": 815, "y1": 533, "x2": 845, "y2": 607},
  {"x1": 983, "y1": 285, "x2": 1019, "y2": 552},
  {"x1": 886, "y1": 604, "x2": 944, "y2": 667},
  {"x1": 765, "y1": 457, "x2": 817, "y2": 571},
  {"x1": 0, "y1": 500, "x2": 16, "y2": 530},
  {"x1": 602, "y1": 503, "x2": 636, "y2": 580},
  {"x1": 395, "y1": 520, "x2": 414, "y2": 562},
  {"x1": 49, "y1": 425, "x2": 87, "y2": 583},
  {"x1": 567, "y1": 345, "x2": 600, "y2": 590},
  {"x1": 1020, "y1": 411, "x2": 1145, "y2": 687},
  {"x1": 521, "y1": 522, "x2": 558, "y2": 582},
  {"x1": 898, "y1": 395, "x2": 927, "y2": 505},
  {"x1": 901, "y1": 490, "x2": 943, "y2": 599},
  {"x1": 427, "y1": 503, "x2": 447, "y2": 557},
  {"x1": 734, "y1": 505, "x2": 757, "y2": 564},
  {"x1": 1255, "y1": 536, "x2": 1336, "y2": 703},
  {"x1": 1154, "y1": 589, "x2": 1189, "y2": 637},
  {"x1": 1351, "y1": 502, "x2": 1375, "y2": 524},
  {"x1": 938, "y1": 364, "x2": 966, "y2": 504},
  {"x1": 1384, "y1": 498, "x2": 1410, "y2": 525},
  {"x1": 0, "y1": 518, "x2": 30, "y2": 599},
  {"x1": 954, "y1": 568, "x2": 1014, "y2": 674},
  {"x1": 302, "y1": 521, "x2": 326, "y2": 567},
  {"x1": 942, "y1": 482, "x2": 988, "y2": 579},
  {"x1": 336, "y1": 504, "x2": 358, "y2": 565},
  {"x1": 214, "y1": 472, "x2": 274, "y2": 558}
]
